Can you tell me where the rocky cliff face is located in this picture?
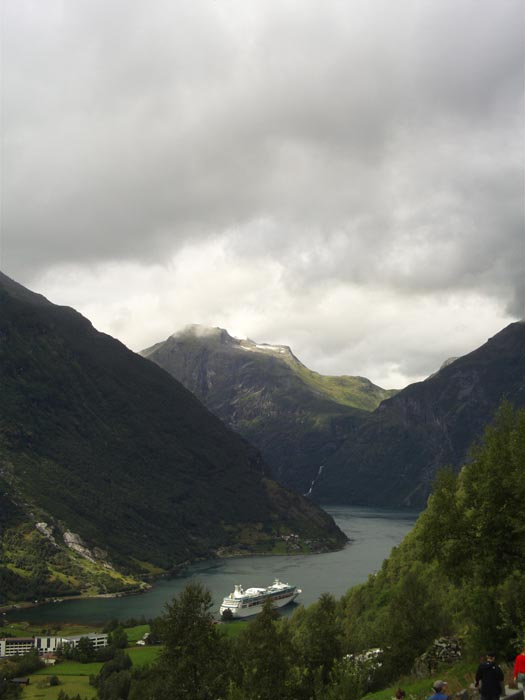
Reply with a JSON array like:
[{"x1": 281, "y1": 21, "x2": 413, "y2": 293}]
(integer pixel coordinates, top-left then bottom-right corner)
[
  {"x1": 142, "y1": 325, "x2": 394, "y2": 493},
  {"x1": 312, "y1": 322, "x2": 525, "y2": 507}
]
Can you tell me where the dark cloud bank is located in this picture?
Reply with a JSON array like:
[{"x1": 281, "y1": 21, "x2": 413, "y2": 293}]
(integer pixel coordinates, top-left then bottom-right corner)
[{"x1": 1, "y1": 0, "x2": 523, "y2": 384}]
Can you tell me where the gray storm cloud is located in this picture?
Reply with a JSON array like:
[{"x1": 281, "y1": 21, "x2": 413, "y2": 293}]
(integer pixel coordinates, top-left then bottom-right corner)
[{"x1": 1, "y1": 0, "x2": 523, "y2": 383}]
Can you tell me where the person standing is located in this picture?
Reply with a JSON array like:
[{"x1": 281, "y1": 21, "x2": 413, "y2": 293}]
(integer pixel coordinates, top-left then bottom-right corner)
[
  {"x1": 427, "y1": 680, "x2": 449, "y2": 700},
  {"x1": 514, "y1": 646, "x2": 525, "y2": 690},
  {"x1": 475, "y1": 652, "x2": 504, "y2": 700}
]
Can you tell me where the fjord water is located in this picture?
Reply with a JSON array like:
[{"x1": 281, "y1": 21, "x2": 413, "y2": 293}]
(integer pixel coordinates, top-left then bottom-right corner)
[{"x1": 10, "y1": 506, "x2": 417, "y2": 624}]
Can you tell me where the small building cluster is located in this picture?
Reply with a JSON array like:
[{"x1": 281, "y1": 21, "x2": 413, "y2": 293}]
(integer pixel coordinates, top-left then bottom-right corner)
[{"x1": 0, "y1": 633, "x2": 108, "y2": 658}]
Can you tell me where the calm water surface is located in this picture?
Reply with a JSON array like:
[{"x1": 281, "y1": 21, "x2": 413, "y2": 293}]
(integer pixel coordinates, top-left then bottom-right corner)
[{"x1": 8, "y1": 506, "x2": 418, "y2": 624}]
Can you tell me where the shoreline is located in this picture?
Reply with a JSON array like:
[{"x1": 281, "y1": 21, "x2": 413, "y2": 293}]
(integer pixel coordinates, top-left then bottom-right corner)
[
  {"x1": 0, "y1": 584, "x2": 152, "y2": 615},
  {"x1": 1, "y1": 537, "x2": 349, "y2": 613},
  {"x1": 1, "y1": 507, "x2": 417, "y2": 625}
]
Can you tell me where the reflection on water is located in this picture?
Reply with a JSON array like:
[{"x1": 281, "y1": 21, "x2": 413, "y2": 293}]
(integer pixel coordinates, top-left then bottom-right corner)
[{"x1": 7, "y1": 506, "x2": 418, "y2": 624}]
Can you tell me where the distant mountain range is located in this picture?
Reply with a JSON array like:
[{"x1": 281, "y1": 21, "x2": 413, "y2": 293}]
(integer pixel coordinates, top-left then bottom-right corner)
[
  {"x1": 312, "y1": 321, "x2": 525, "y2": 506},
  {"x1": 0, "y1": 273, "x2": 346, "y2": 601},
  {"x1": 143, "y1": 322, "x2": 525, "y2": 509},
  {"x1": 142, "y1": 325, "x2": 395, "y2": 493}
]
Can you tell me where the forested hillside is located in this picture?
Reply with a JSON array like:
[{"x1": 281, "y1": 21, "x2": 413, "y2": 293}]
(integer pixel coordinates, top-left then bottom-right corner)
[{"x1": 340, "y1": 402, "x2": 525, "y2": 673}]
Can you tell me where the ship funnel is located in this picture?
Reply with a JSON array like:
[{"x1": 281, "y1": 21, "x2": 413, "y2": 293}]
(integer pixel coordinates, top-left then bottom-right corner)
[{"x1": 234, "y1": 584, "x2": 243, "y2": 597}]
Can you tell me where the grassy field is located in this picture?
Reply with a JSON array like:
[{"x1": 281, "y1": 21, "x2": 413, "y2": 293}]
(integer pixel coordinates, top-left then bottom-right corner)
[
  {"x1": 31, "y1": 646, "x2": 161, "y2": 677},
  {"x1": 127, "y1": 645, "x2": 161, "y2": 665},
  {"x1": 34, "y1": 660, "x2": 103, "y2": 676},
  {"x1": 23, "y1": 645, "x2": 162, "y2": 699},
  {"x1": 124, "y1": 623, "x2": 149, "y2": 643},
  {"x1": 22, "y1": 674, "x2": 97, "y2": 699}
]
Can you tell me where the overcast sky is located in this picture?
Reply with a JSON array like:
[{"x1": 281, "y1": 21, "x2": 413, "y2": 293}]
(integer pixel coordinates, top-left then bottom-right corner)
[{"x1": 1, "y1": 0, "x2": 523, "y2": 388}]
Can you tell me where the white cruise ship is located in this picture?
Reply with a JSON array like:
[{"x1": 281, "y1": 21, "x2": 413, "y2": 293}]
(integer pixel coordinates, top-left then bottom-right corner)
[{"x1": 219, "y1": 579, "x2": 302, "y2": 619}]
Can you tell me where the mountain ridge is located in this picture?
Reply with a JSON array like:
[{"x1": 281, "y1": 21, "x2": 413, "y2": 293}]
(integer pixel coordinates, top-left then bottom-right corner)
[
  {"x1": 145, "y1": 324, "x2": 309, "y2": 376},
  {"x1": 312, "y1": 321, "x2": 525, "y2": 506},
  {"x1": 141, "y1": 324, "x2": 395, "y2": 492}
]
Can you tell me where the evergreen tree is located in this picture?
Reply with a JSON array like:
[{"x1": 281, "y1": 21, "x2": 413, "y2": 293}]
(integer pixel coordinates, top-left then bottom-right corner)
[
  {"x1": 233, "y1": 599, "x2": 294, "y2": 700},
  {"x1": 108, "y1": 626, "x2": 128, "y2": 649},
  {"x1": 149, "y1": 582, "x2": 229, "y2": 700},
  {"x1": 97, "y1": 670, "x2": 132, "y2": 700},
  {"x1": 98, "y1": 649, "x2": 132, "y2": 681},
  {"x1": 72, "y1": 636, "x2": 96, "y2": 663}
]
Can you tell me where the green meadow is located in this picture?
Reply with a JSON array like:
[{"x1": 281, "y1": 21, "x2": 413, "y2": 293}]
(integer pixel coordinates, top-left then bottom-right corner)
[
  {"x1": 22, "y1": 675, "x2": 97, "y2": 700},
  {"x1": 123, "y1": 624, "x2": 149, "y2": 643},
  {"x1": 23, "y1": 645, "x2": 162, "y2": 699},
  {"x1": 33, "y1": 660, "x2": 103, "y2": 676}
]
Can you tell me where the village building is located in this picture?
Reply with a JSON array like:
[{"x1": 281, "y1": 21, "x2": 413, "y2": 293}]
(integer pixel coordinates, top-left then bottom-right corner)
[
  {"x1": 61, "y1": 633, "x2": 108, "y2": 650},
  {"x1": 0, "y1": 638, "x2": 34, "y2": 657},
  {"x1": 0, "y1": 633, "x2": 108, "y2": 658}
]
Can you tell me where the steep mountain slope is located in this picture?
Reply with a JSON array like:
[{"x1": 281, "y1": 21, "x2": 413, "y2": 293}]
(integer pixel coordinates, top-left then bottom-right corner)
[
  {"x1": 0, "y1": 273, "x2": 346, "y2": 601},
  {"x1": 312, "y1": 322, "x2": 525, "y2": 507},
  {"x1": 142, "y1": 326, "x2": 395, "y2": 493}
]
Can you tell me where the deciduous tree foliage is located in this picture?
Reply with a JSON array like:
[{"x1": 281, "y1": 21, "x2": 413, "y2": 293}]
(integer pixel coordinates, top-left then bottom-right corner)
[{"x1": 289, "y1": 592, "x2": 343, "y2": 696}]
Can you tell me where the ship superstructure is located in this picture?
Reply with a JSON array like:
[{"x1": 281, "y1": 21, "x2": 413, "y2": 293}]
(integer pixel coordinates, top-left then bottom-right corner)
[{"x1": 220, "y1": 579, "x2": 301, "y2": 618}]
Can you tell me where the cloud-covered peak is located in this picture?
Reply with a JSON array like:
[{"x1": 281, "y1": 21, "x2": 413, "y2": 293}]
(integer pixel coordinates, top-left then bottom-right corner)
[{"x1": 174, "y1": 324, "x2": 234, "y2": 341}]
